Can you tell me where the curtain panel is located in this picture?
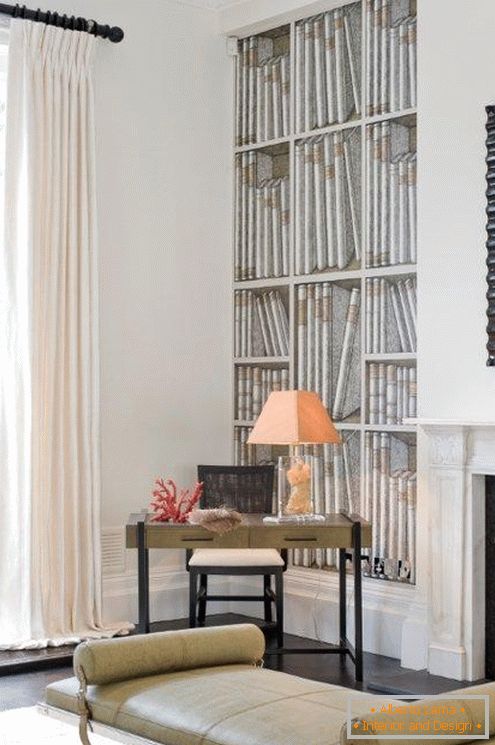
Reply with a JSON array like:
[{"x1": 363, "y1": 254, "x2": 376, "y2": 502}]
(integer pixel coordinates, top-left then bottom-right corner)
[{"x1": 0, "y1": 20, "x2": 130, "y2": 648}]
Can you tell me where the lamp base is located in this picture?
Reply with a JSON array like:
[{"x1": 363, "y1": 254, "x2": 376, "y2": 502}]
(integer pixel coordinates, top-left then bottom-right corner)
[{"x1": 263, "y1": 514, "x2": 326, "y2": 524}]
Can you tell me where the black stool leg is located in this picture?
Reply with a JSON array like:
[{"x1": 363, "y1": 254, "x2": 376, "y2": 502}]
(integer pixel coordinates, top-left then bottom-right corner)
[
  {"x1": 189, "y1": 569, "x2": 198, "y2": 628},
  {"x1": 198, "y1": 574, "x2": 208, "y2": 627},
  {"x1": 275, "y1": 569, "x2": 284, "y2": 648},
  {"x1": 263, "y1": 575, "x2": 273, "y2": 623}
]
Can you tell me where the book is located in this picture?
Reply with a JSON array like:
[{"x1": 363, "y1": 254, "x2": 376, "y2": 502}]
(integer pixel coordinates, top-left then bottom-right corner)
[
  {"x1": 389, "y1": 155, "x2": 400, "y2": 265},
  {"x1": 332, "y1": 287, "x2": 360, "y2": 420},
  {"x1": 343, "y1": 134, "x2": 360, "y2": 261},
  {"x1": 280, "y1": 177, "x2": 290, "y2": 276},
  {"x1": 304, "y1": 20, "x2": 315, "y2": 132},
  {"x1": 271, "y1": 180, "x2": 282, "y2": 277},
  {"x1": 313, "y1": 138, "x2": 327, "y2": 271},
  {"x1": 398, "y1": 18, "x2": 409, "y2": 111},
  {"x1": 304, "y1": 140, "x2": 315, "y2": 274},
  {"x1": 306, "y1": 283, "x2": 315, "y2": 390},
  {"x1": 324, "y1": 12, "x2": 336, "y2": 124},
  {"x1": 314, "y1": 15, "x2": 327, "y2": 128},
  {"x1": 372, "y1": 0, "x2": 381, "y2": 117},
  {"x1": 248, "y1": 37, "x2": 257, "y2": 144},
  {"x1": 389, "y1": 22, "x2": 399, "y2": 112},
  {"x1": 297, "y1": 284, "x2": 307, "y2": 389},
  {"x1": 295, "y1": 22, "x2": 304, "y2": 132},
  {"x1": 295, "y1": 143, "x2": 304, "y2": 275},
  {"x1": 256, "y1": 65, "x2": 264, "y2": 143},
  {"x1": 398, "y1": 154, "x2": 409, "y2": 263},
  {"x1": 321, "y1": 282, "x2": 332, "y2": 409},
  {"x1": 263, "y1": 60, "x2": 273, "y2": 142},
  {"x1": 334, "y1": 8, "x2": 345, "y2": 123},
  {"x1": 380, "y1": 122, "x2": 390, "y2": 266},
  {"x1": 407, "y1": 153, "x2": 417, "y2": 263},
  {"x1": 334, "y1": 131, "x2": 347, "y2": 269},
  {"x1": 235, "y1": 156, "x2": 242, "y2": 281},
  {"x1": 365, "y1": 0, "x2": 373, "y2": 117},
  {"x1": 271, "y1": 57, "x2": 282, "y2": 140},
  {"x1": 380, "y1": 0, "x2": 390, "y2": 115},
  {"x1": 281, "y1": 54, "x2": 290, "y2": 136},
  {"x1": 344, "y1": 9, "x2": 360, "y2": 117},
  {"x1": 323, "y1": 134, "x2": 337, "y2": 268},
  {"x1": 408, "y1": 18, "x2": 417, "y2": 108}
]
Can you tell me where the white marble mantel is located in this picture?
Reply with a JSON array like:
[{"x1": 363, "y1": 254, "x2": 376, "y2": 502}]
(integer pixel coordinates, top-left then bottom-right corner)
[{"x1": 414, "y1": 419, "x2": 495, "y2": 681}]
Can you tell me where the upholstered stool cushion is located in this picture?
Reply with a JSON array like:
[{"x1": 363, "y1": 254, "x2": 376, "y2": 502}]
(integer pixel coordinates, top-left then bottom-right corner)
[{"x1": 189, "y1": 548, "x2": 284, "y2": 567}]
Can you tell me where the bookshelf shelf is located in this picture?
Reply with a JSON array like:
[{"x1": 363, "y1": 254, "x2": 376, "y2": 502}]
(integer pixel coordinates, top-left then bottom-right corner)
[
  {"x1": 364, "y1": 353, "x2": 416, "y2": 362},
  {"x1": 232, "y1": 0, "x2": 417, "y2": 584},
  {"x1": 234, "y1": 356, "x2": 290, "y2": 364}
]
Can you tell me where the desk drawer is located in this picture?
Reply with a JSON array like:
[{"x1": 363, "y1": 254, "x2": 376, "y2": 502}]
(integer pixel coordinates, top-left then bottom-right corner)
[
  {"x1": 249, "y1": 525, "x2": 353, "y2": 549},
  {"x1": 145, "y1": 525, "x2": 249, "y2": 549}
]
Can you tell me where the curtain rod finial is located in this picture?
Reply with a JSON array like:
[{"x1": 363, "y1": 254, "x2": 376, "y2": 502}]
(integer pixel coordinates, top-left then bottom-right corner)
[{"x1": 109, "y1": 26, "x2": 124, "y2": 43}]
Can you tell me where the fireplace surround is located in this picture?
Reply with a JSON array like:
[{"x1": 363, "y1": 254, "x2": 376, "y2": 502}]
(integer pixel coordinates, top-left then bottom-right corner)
[{"x1": 421, "y1": 421, "x2": 495, "y2": 681}]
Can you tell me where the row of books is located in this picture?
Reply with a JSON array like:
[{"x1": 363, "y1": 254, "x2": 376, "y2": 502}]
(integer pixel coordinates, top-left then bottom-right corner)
[
  {"x1": 366, "y1": 121, "x2": 416, "y2": 267},
  {"x1": 295, "y1": 131, "x2": 360, "y2": 276},
  {"x1": 290, "y1": 438, "x2": 361, "y2": 569},
  {"x1": 234, "y1": 426, "x2": 259, "y2": 466},
  {"x1": 297, "y1": 283, "x2": 360, "y2": 421},
  {"x1": 236, "y1": 37, "x2": 290, "y2": 147},
  {"x1": 368, "y1": 362, "x2": 416, "y2": 424},
  {"x1": 235, "y1": 152, "x2": 289, "y2": 281},
  {"x1": 364, "y1": 432, "x2": 416, "y2": 582},
  {"x1": 365, "y1": 276, "x2": 417, "y2": 353},
  {"x1": 367, "y1": 1, "x2": 416, "y2": 117},
  {"x1": 236, "y1": 366, "x2": 290, "y2": 422},
  {"x1": 234, "y1": 290, "x2": 289, "y2": 358},
  {"x1": 295, "y1": 7, "x2": 360, "y2": 134}
]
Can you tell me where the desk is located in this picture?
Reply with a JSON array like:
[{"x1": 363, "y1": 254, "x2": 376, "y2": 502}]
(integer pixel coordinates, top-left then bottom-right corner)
[{"x1": 126, "y1": 512, "x2": 371, "y2": 682}]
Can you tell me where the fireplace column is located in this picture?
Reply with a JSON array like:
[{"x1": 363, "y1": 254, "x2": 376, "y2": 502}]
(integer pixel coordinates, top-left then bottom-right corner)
[{"x1": 422, "y1": 423, "x2": 487, "y2": 682}]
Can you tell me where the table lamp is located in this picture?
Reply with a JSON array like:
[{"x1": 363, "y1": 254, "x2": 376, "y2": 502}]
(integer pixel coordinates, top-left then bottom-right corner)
[{"x1": 247, "y1": 390, "x2": 341, "y2": 522}]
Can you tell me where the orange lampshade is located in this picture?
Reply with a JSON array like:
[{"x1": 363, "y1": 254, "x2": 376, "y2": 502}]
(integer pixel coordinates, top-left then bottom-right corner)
[{"x1": 247, "y1": 390, "x2": 341, "y2": 445}]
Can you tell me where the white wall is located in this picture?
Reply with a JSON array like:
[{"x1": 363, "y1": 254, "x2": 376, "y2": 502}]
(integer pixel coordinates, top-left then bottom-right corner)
[
  {"x1": 56, "y1": 0, "x2": 232, "y2": 622},
  {"x1": 418, "y1": 0, "x2": 495, "y2": 421},
  {"x1": 62, "y1": 0, "x2": 232, "y2": 531}
]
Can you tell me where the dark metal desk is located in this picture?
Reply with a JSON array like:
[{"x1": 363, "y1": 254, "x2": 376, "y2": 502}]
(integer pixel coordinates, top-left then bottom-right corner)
[{"x1": 126, "y1": 512, "x2": 371, "y2": 682}]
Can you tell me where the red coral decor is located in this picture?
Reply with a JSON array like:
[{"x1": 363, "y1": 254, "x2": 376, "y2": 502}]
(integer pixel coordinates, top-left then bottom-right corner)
[{"x1": 150, "y1": 478, "x2": 203, "y2": 523}]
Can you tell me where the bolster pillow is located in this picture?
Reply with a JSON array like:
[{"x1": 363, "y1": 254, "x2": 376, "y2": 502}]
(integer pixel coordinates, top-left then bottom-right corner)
[
  {"x1": 74, "y1": 624, "x2": 265, "y2": 686},
  {"x1": 341, "y1": 682, "x2": 495, "y2": 745}
]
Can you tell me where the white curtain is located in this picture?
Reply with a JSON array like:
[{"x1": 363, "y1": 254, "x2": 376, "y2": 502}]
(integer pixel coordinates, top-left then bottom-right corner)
[{"x1": 0, "y1": 20, "x2": 130, "y2": 648}]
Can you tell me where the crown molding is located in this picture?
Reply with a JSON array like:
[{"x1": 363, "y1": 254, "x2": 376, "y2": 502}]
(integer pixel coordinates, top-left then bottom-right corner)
[{"x1": 166, "y1": 0, "x2": 244, "y2": 10}]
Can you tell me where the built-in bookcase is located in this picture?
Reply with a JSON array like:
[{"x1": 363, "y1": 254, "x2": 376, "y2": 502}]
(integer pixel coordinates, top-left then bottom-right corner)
[{"x1": 232, "y1": 0, "x2": 417, "y2": 584}]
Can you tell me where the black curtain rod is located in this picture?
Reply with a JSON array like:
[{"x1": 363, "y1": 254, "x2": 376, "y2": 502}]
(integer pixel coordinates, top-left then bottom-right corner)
[{"x1": 0, "y1": 3, "x2": 124, "y2": 42}]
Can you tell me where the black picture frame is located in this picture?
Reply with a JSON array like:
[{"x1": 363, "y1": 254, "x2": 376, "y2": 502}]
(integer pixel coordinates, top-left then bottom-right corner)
[{"x1": 485, "y1": 105, "x2": 495, "y2": 365}]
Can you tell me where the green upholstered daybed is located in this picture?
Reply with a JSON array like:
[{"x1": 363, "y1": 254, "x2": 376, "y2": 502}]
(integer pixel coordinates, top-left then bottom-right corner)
[{"x1": 44, "y1": 624, "x2": 495, "y2": 745}]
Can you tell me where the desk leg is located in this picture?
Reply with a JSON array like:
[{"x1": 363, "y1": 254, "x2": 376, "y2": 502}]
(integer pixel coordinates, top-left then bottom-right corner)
[
  {"x1": 339, "y1": 548, "x2": 347, "y2": 649},
  {"x1": 353, "y1": 521, "x2": 363, "y2": 682},
  {"x1": 137, "y1": 521, "x2": 150, "y2": 634}
]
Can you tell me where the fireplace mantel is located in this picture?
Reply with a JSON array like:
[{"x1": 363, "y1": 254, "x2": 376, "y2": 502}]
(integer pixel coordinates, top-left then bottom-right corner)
[{"x1": 417, "y1": 420, "x2": 495, "y2": 680}]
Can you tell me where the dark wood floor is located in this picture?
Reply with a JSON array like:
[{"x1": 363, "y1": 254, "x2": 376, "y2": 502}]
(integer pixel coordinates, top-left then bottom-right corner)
[{"x1": 0, "y1": 614, "x2": 484, "y2": 712}]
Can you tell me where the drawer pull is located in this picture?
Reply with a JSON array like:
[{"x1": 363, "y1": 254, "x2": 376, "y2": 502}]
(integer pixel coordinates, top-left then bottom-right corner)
[
  {"x1": 181, "y1": 537, "x2": 214, "y2": 543},
  {"x1": 284, "y1": 536, "x2": 317, "y2": 542}
]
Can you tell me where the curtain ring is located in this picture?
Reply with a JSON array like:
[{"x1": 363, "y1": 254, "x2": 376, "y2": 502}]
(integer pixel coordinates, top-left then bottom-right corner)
[
  {"x1": 69, "y1": 15, "x2": 76, "y2": 30},
  {"x1": 13, "y1": 4, "x2": 19, "y2": 18},
  {"x1": 87, "y1": 19, "x2": 98, "y2": 36},
  {"x1": 52, "y1": 11, "x2": 58, "y2": 27},
  {"x1": 21, "y1": 4, "x2": 27, "y2": 18},
  {"x1": 101, "y1": 24, "x2": 110, "y2": 39},
  {"x1": 35, "y1": 7, "x2": 41, "y2": 21}
]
